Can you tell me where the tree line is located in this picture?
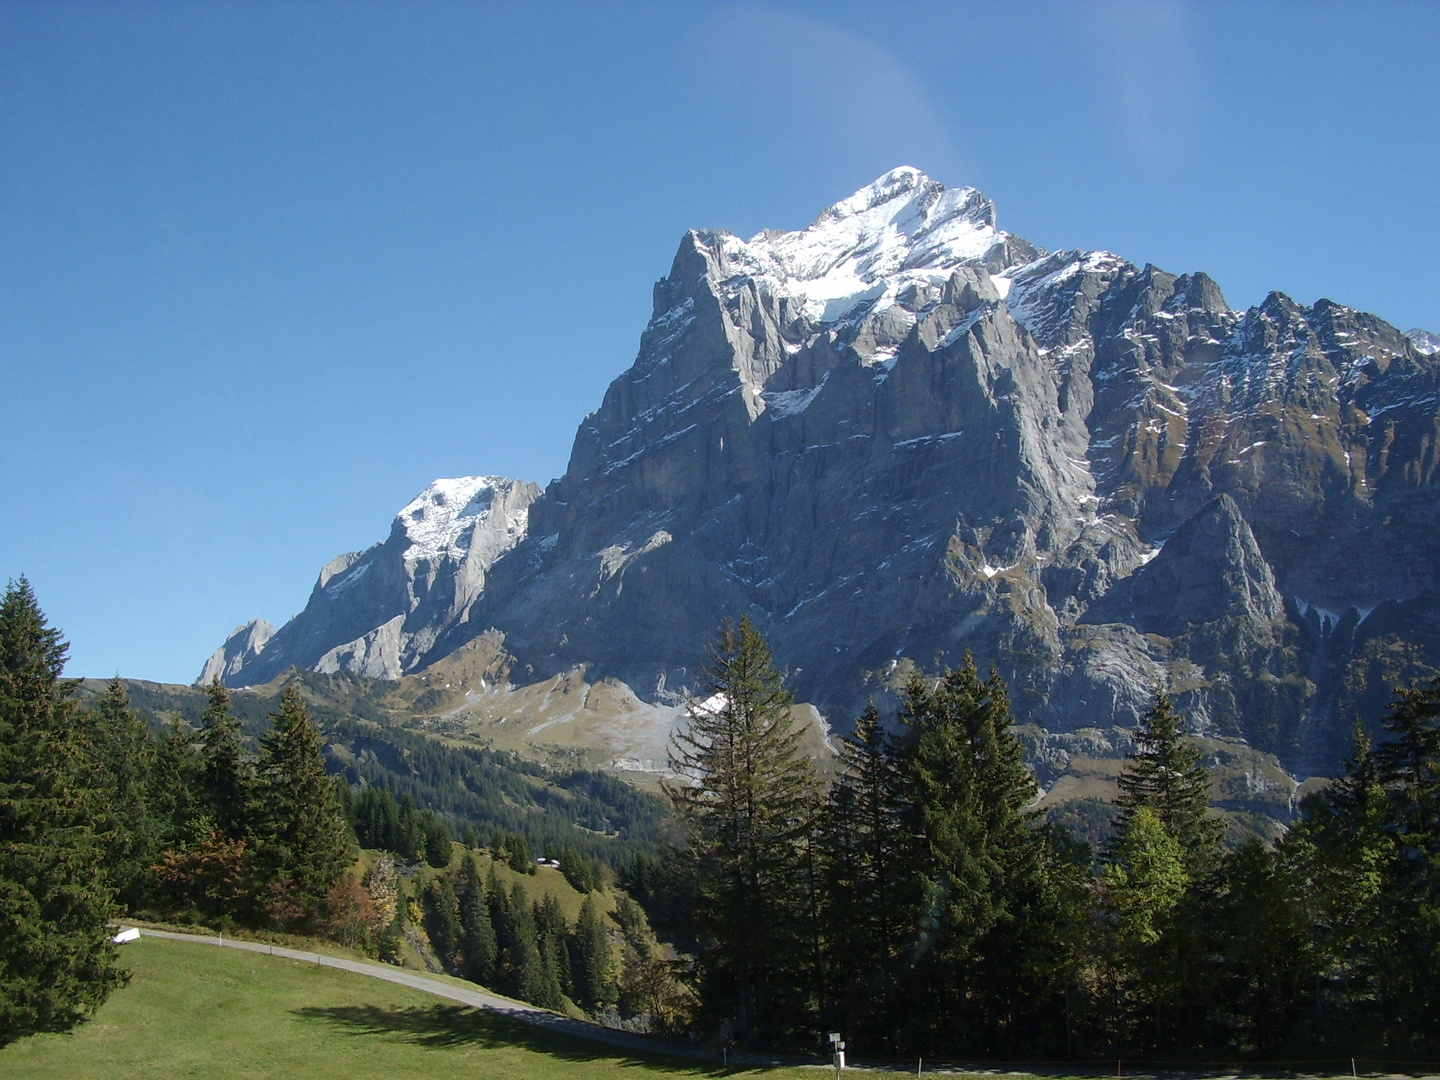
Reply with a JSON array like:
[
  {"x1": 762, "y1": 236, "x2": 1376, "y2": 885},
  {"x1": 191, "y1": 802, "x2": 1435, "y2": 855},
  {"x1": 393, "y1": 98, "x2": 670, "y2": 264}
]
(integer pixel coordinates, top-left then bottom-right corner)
[
  {"x1": 0, "y1": 578, "x2": 350, "y2": 1045},
  {"x1": 0, "y1": 578, "x2": 664, "y2": 1045},
  {"x1": 657, "y1": 616, "x2": 1440, "y2": 1062},
  {"x1": 402, "y1": 850, "x2": 691, "y2": 1029},
  {"x1": 115, "y1": 673, "x2": 668, "y2": 870}
]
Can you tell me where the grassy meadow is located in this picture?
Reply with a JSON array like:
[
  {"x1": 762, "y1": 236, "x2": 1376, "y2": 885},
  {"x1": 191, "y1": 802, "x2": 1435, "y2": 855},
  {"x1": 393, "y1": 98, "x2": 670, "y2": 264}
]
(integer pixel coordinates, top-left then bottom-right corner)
[{"x1": 0, "y1": 935, "x2": 808, "y2": 1080}]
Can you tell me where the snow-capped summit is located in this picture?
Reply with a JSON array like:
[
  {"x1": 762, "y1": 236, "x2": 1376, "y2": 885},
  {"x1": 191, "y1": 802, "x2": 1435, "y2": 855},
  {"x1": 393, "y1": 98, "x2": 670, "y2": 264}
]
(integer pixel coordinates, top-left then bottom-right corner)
[
  {"x1": 396, "y1": 476, "x2": 532, "y2": 565},
  {"x1": 719, "y1": 166, "x2": 1021, "y2": 325},
  {"x1": 1408, "y1": 327, "x2": 1440, "y2": 355},
  {"x1": 201, "y1": 475, "x2": 540, "y2": 685},
  {"x1": 207, "y1": 169, "x2": 1440, "y2": 781}
]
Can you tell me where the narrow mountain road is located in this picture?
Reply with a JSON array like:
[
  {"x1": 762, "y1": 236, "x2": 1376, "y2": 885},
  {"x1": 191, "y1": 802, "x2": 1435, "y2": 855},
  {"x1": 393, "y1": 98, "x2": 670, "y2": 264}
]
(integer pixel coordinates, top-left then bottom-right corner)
[{"x1": 136, "y1": 928, "x2": 805, "y2": 1069}]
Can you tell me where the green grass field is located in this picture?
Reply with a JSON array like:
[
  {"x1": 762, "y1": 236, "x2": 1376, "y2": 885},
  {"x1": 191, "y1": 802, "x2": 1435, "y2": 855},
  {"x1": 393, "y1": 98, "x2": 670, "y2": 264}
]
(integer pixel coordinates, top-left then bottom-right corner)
[{"x1": 0, "y1": 935, "x2": 813, "y2": 1080}]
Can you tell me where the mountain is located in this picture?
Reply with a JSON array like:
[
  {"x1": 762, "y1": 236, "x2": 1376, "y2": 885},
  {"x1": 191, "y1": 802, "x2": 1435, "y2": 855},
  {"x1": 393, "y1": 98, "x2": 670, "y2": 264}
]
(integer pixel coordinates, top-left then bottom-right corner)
[
  {"x1": 203, "y1": 476, "x2": 540, "y2": 686},
  {"x1": 1410, "y1": 327, "x2": 1440, "y2": 355},
  {"x1": 207, "y1": 167, "x2": 1440, "y2": 781}
]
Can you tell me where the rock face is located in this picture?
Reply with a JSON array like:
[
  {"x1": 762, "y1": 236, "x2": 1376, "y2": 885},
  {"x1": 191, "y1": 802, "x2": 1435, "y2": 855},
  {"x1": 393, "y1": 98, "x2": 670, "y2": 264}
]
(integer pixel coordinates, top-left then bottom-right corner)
[
  {"x1": 210, "y1": 476, "x2": 540, "y2": 684},
  {"x1": 208, "y1": 168, "x2": 1440, "y2": 776},
  {"x1": 199, "y1": 618, "x2": 275, "y2": 686}
]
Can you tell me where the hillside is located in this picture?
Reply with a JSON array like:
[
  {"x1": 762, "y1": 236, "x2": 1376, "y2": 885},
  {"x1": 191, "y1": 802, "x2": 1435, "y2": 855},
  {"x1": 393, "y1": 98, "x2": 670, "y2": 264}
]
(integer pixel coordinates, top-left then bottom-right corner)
[{"x1": 77, "y1": 673, "x2": 668, "y2": 869}]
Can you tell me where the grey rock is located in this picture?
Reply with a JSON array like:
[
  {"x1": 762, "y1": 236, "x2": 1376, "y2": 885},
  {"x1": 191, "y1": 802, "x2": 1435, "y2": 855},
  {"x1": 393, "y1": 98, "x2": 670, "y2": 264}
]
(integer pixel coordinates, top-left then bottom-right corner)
[
  {"x1": 198, "y1": 619, "x2": 275, "y2": 685},
  {"x1": 209, "y1": 169, "x2": 1440, "y2": 775},
  {"x1": 197, "y1": 476, "x2": 539, "y2": 686},
  {"x1": 1082, "y1": 495, "x2": 1284, "y2": 636}
]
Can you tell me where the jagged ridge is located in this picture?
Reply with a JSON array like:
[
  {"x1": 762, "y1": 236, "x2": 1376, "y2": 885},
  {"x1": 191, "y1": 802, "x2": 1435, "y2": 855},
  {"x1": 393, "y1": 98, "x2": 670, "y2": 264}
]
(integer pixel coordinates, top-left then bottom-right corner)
[{"x1": 208, "y1": 168, "x2": 1440, "y2": 778}]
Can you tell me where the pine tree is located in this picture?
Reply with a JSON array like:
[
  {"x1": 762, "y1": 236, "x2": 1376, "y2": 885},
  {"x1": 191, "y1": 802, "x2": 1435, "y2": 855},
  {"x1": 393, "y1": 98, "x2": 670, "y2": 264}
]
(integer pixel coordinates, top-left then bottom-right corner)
[
  {"x1": 0, "y1": 578, "x2": 126, "y2": 1045},
  {"x1": 889, "y1": 659, "x2": 1054, "y2": 1056},
  {"x1": 570, "y1": 893, "x2": 616, "y2": 1013},
  {"x1": 820, "y1": 701, "x2": 912, "y2": 1047},
  {"x1": 457, "y1": 852, "x2": 496, "y2": 985},
  {"x1": 1110, "y1": 692, "x2": 1221, "y2": 874},
  {"x1": 199, "y1": 678, "x2": 252, "y2": 838},
  {"x1": 1370, "y1": 678, "x2": 1440, "y2": 1045},
  {"x1": 253, "y1": 684, "x2": 350, "y2": 926},
  {"x1": 666, "y1": 616, "x2": 821, "y2": 1047},
  {"x1": 82, "y1": 677, "x2": 156, "y2": 907}
]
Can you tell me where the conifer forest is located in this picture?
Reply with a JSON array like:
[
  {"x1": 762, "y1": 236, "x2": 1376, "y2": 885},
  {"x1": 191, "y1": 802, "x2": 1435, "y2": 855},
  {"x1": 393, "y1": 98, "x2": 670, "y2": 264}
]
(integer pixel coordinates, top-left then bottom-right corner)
[{"x1": 3, "y1": 577, "x2": 1439, "y2": 1065}]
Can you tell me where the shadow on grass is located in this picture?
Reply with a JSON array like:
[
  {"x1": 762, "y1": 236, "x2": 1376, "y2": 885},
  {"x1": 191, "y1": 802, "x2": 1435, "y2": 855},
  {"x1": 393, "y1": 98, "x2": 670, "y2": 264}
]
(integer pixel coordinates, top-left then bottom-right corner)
[{"x1": 292, "y1": 1004, "x2": 732, "y2": 1075}]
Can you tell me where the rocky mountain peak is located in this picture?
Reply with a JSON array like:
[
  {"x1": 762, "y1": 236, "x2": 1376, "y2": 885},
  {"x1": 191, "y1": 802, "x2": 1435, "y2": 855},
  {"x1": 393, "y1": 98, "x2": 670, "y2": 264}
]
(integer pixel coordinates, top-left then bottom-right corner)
[
  {"x1": 207, "y1": 169, "x2": 1440, "y2": 778},
  {"x1": 196, "y1": 476, "x2": 539, "y2": 686},
  {"x1": 1409, "y1": 327, "x2": 1440, "y2": 355},
  {"x1": 1083, "y1": 494, "x2": 1283, "y2": 637},
  {"x1": 198, "y1": 618, "x2": 275, "y2": 686}
]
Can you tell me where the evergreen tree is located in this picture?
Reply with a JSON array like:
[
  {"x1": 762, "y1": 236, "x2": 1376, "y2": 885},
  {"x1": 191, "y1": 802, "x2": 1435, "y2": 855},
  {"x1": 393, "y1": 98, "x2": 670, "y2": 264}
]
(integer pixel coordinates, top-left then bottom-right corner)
[
  {"x1": 1199, "y1": 837, "x2": 1315, "y2": 1053},
  {"x1": 1282, "y1": 724, "x2": 1390, "y2": 1046},
  {"x1": 420, "y1": 810, "x2": 453, "y2": 868},
  {"x1": 424, "y1": 877, "x2": 461, "y2": 969},
  {"x1": 82, "y1": 677, "x2": 156, "y2": 907},
  {"x1": 888, "y1": 659, "x2": 1062, "y2": 1056},
  {"x1": 396, "y1": 794, "x2": 423, "y2": 861},
  {"x1": 198, "y1": 678, "x2": 253, "y2": 838},
  {"x1": 570, "y1": 893, "x2": 617, "y2": 1013},
  {"x1": 150, "y1": 717, "x2": 198, "y2": 846},
  {"x1": 666, "y1": 616, "x2": 821, "y2": 1047},
  {"x1": 1370, "y1": 678, "x2": 1440, "y2": 1046},
  {"x1": 533, "y1": 893, "x2": 571, "y2": 1009},
  {"x1": 1110, "y1": 692, "x2": 1221, "y2": 874},
  {"x1": 820, "y1": 701, "x2": 912, "y2": 1048},
  {"x1": 457, "y1": 852, "x2": 496, "y2": 985},
  {"x1": 354, "y1": 786, "x2": 400, "y2": 852},
  {"x1": 1095, "y1": 806, "x2": 1189, "y2": 1052},
  {"x1": 0, "y1": 578, "x2": 126, "y2": 1045},
  {"x1": 253, "y1": 684, "x2": 350, "y2": 926},
  {"x1": 493, "y1": 879, "x2": 546, "y2": 1004}
]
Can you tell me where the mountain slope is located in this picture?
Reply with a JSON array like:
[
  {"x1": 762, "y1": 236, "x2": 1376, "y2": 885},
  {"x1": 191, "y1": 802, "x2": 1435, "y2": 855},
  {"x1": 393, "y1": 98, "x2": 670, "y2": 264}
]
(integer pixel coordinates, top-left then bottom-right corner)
[{"x1": 208, "y1": 168, "x2": 1440, "y2": 778}]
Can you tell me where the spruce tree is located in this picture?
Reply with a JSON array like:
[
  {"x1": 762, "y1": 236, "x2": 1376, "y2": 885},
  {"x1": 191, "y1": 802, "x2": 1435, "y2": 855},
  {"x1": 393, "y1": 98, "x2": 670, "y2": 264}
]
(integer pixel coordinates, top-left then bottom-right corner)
[
  {"x1": 1110, "y1": 692, "x2": 1221, "y2": 874},
  {"x1": 457, "y1": 852, "x2": 497, "y2": 985},
  {"x1": 533, "y1": 893, "x2": 571, "y2": 1009},
  {"x1": 570, "y1": 893, "x2": 617, "y2": 1013},
  {"x1": 0, "y1": 578, "x2": 126, "y2": 1045},
  {"x1": 253, "y1": 684, "x2": 350, "y2": 926},
  {"x1": 425, "y1": 877, "x2": 461, "y2": 970},
  {"x1": 150, "y1": 717, "x2": 198, "y2": 846},
  {"x1": 1096, "y1": 807, "x2": 1189, "y2": 1051},
  {"x1": 420, "y1": 811, "x2": 452, "y2": 868},
  {"x1": 1370, "y1": 678, "x2": 1440, "y2": 1044},
  {"x1": 497, "y1": 880, "x2": 546, "y2": 1004},
  {"x1": 667, "y1": 616, "x2": 821, "y2": 1047},
  {"x1": 820, "y1": 701, "x2": 912, "y2": 1047},
  {"x1": 82, "y1": 677, "x2": 156, "y2": 907},
  {"x1": 396, "y1": 794, "x2": 423, "y2": 861},
  {"x1": 199, "y1": 677, "x2": 252, "y2": 838},
  {"x1": 889, "y1": 659, "x2": 1054, "y2": 1056}
]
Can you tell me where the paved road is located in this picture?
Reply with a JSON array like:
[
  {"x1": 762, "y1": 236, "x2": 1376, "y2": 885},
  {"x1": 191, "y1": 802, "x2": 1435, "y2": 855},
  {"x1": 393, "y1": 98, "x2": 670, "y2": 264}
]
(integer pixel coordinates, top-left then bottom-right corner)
[{"x1": 137, "y1": 928, "x2": 770, "y2": 1067}]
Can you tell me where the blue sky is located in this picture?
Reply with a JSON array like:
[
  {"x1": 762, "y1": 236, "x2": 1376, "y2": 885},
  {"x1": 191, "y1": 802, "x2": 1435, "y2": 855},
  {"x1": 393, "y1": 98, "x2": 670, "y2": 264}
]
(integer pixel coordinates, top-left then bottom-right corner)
[{"x1": 3, "y1": 1, "x2": 1437, "y2": 683}]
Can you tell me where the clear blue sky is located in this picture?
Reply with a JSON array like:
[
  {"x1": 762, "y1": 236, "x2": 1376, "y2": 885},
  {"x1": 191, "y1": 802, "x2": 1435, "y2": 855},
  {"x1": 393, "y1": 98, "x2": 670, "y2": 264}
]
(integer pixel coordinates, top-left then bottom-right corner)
[{"x1": 3, "y1": 1, "x2": 1437, "y2": 684}]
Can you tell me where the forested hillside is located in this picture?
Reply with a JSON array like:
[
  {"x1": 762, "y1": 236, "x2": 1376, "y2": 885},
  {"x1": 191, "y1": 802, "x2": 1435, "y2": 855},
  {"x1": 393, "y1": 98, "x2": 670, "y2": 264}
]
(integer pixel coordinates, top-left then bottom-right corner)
[{"x1": 76, "y1": 673, "x2": 666, "y2": 870}]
